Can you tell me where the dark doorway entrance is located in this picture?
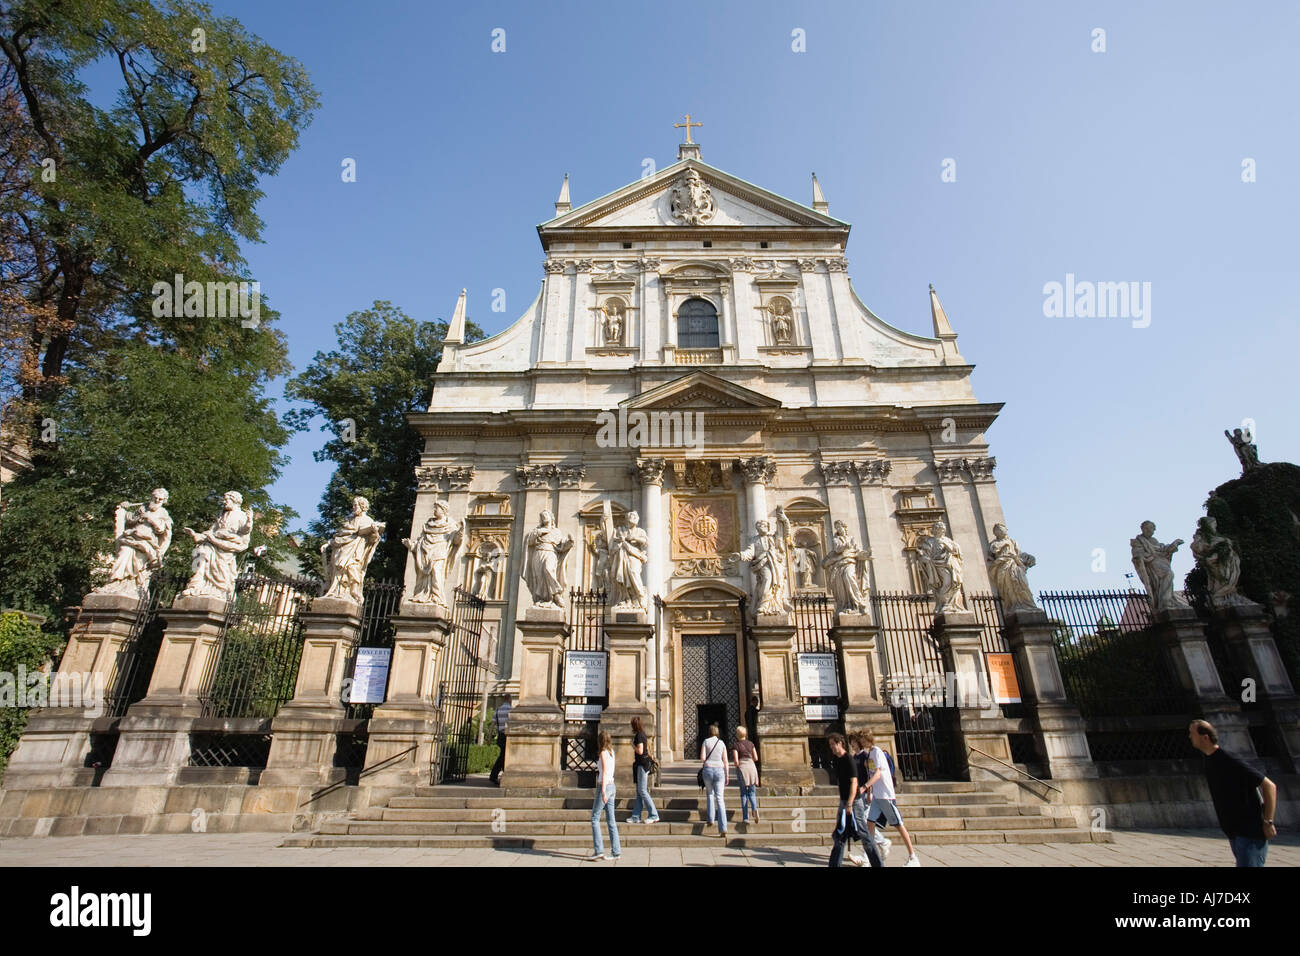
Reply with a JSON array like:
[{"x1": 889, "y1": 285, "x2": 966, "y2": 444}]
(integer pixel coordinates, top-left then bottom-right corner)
[
  {"x1": 681, "y1": 634, "x2": 740, "y2": 758},
  {"x1": 696, "y1": 703, "x2": 728, "y2": 757}
]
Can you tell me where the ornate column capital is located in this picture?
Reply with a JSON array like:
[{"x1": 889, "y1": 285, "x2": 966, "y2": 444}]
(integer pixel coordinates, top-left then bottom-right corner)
[
  {"x1": 967, "y1": 456, "x2": 996, "y2": 482},
  {"x1": 738, "y1": 455, "x2": 777, "y2": 486},
  {"x1": 637, "y1": 257, "x2": 661, "y2": 273},
  {"x1": 933, "y1": 458, "x2": 969, "y2": 483},
  {"x1": 417, "y1": 465, "x2": 476, "y2": 491},
  {"x1": 515, "y1": 464, "x2": 555, "y2": 489},
  {"x1": 796, "y1": 257, "x2": 819, "y2": 273},
  {"x1": 633, "y1": 457, "x2": 667, "y2": 486},
  {"x1": 574, "y1": 258, "x2": 594, "y2": 273},
  {"x1": 543, "y1": 257, "x2": 566, "y2": 274},
  {"x1": 817, "y1": 460, "x2": 857, "y2": 485},
  {"x1": 822, "y1": 257, "x2": 850, "y2": 273},
  {"x1": 555, "y1": 464, "x2": 585, "y2": 488},
  {"x1": 854, "y1": 459, "x2": 893, "y2": 485}
]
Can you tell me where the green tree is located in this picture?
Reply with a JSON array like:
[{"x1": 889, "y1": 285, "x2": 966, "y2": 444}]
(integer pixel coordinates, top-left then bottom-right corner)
[{"x1": 285, "y1": 301, "x2": 483, "y2": 583}]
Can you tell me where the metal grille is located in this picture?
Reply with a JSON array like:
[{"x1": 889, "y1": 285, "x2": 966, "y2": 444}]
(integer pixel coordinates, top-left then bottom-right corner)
[
  {"x1": 198, "y1": 572, "x2": 317, "y2": 719},
  {"x1": 791, "y1": 591, "x2": 843, "y2": 771},
  {"x1": 680, "y1": 634, "x2": 739, "y2": 760},
  {"x1": 99, "y1": 570, "x2": 183, "y2": 718},
  {"x1": 871, "y1": 592, "x2": 959, "y2": 781},
  {"x1": 1038, "y1": 589, "x2": 1191, "y2": 717},
  {"x1": 431, "y1": 588, "x2": 487, "y2": 783},
  {"x1": 562, "y1": 589, "x2": 607, "y2": 773},
  {"x1": 188, "y1": 732, "x2": 273, "y2": 768},
  {"x1": 343, "y1": 579, "x2": 405, "y2": 721},
  {"x1": 968, "y1": 592, "x2": 1026, "y2": 719}
]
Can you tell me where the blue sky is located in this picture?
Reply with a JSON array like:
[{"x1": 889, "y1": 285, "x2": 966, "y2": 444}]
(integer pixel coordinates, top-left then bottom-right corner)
[{"x1": 196, "y1": 0, "x2": 1296, "y2": 590}]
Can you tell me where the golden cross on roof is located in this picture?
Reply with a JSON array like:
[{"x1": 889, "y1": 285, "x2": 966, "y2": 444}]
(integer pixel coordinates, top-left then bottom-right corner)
[{"x1": 674, "y1": 113, "x2": 703, "y2": 144}]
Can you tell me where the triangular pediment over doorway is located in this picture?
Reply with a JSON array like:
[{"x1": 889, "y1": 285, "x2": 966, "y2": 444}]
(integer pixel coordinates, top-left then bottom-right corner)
[{"x1": 622, "y1": 372, "x2": 782, "y2": 411}]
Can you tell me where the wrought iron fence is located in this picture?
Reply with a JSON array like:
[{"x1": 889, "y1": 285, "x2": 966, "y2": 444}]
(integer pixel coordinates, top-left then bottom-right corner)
[
  {"x1": 562, "y1": 588, "x2": 607, "y2": 774},
  {"x1": 343, "y1": 580, "x2": 406, "y2": 722},
  {"x1": 431, "y1": 587, "x2": 487, "y2": 783},
  {"x1": 101, "y1": 570, "x2": 184, "y2": 718},
  {"x1": 791, "y1": 592, "x2": 842, "y2": 771}
]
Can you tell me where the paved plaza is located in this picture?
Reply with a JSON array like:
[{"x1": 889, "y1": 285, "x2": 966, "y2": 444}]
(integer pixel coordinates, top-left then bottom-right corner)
[{"x1": 1, "y1": 828, "x2": 1296, "y2": 867}]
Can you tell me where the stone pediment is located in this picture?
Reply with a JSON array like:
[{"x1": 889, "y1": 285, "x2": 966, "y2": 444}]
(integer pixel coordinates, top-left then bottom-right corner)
[
  {"x1": 540, "y1": 159, "x2": 848, "y2": 233},
  {"x1": 622, "y1": 372, "x2": 782, "y2": 411}
]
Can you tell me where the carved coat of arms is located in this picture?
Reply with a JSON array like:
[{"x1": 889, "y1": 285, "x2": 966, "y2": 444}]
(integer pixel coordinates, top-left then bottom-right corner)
[{"x1": 669, "y1": 169, "x2": 717, "y2": 225}]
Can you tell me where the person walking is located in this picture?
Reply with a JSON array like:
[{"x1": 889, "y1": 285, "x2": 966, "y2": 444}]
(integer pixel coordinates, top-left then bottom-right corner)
[
  {"x1": 1189, "y1": 719, "x2": 1277, "y2": 866},
  {"x1": 846, "y1": 733, "x2": 883, "y2": 867},
  {"x1": 861, "y1": 729, "x2": 920, "y2": 866},
  {"x1": 627, "y1": 716, "x2": 660, "y2": 824},
  {"x1": 732, "y1": 726, "x2": 760, "y2": 824},
  {"x1": 489, "y1": 693, "x2": 511, "y2": 786},
  {"x1": 589, "y1": 729, "x2": 622, "y2": 861},
  {"x1": 826, "y1": 732, "x2": 862, "y2": 867},
  {"x1": 700, "y1": 723, "x2": 728, "y2": 838}
]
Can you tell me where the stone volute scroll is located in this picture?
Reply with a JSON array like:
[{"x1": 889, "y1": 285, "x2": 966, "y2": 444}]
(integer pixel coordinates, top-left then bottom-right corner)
[
  {"x1": 178, "y1": 491, "x2": 253, "y2": 601},
  {"x1": 321, "y1": 496, "x2": 386, "y2": 604},
  {"x1": 95, "y1": 488, "x2": 173, "y2": 598},
  {"x1": 521, "y1": 509, "x2": 574, "y2": 609},
  {"x1": 1130, "y1": 520, "x2": 1190, "y2": 612},
  {"x1": 986, "y1": 523, "x2": 1038, "y2": 613},
  {"x1": 1190, "y1": 516, "x2": 1252, "y2": 607},
  {"x1": 822, "y1": 519, "x2": 871, "y2": 615},
  {"x1": 916, "y1": 520, "x2": 967, "y2": 614},
  {"x1": 402, "y1": 500, "x2": 465, "y2": 612},
  {"x1": 732, "y1": 517, "x2": 790, "y2": 618}
]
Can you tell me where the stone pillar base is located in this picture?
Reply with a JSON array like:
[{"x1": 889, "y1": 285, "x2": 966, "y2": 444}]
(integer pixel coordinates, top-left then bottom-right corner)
[
  {"x1": 361, "y1": 706, "x2": 442, "y2": 790},
  {"x1": 1156, "y1": 608, "x2": 1255, "y2": 755},
  {"x1": 603, "y1": 614, "x2": 653, "y2": 788},
  {"x1": 502, "y1": 607, "x2": 568, "y2": 790},
  {"x1": 751, "y1": 614, "x2": 814, "y2": 791},
  {"x1": 1, "y1": 710, "x2": 99, "y2": 788},
  {"x1": 835, "y1": 615, "x2": 898, "y2": 760},
  {"x1": 1215, "y1": 603, "x2": 1300, "y2": 772},
  {"x1": 259, "y1": 708, "x2": 348, "y2": 789},
  {"x1": 934, "y1": 610, "x2": 1011, "y2": 782}
]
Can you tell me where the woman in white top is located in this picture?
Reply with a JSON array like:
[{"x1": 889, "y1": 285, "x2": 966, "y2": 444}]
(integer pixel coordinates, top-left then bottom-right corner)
[
  {"x1": 699, "y1": 723, "x2": 728, "y2": 837},
  {"x1": 589, "y1": 729, "x2": 622, "y2": 860}
]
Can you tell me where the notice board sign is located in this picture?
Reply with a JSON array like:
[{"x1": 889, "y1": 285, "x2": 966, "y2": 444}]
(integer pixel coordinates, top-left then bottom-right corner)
[
  {"x1": 563, "y1": 651, "x2": 608, "y2": 698},
  {"x1": 350, "y1": 647, "x2": 392, "y2": 704},
  {"x1": 797, "y1": 653, "x2": 840, "y2": 698},
  {"x1": 986, "y1": 652, "x2": 1021, "y2": 704}
]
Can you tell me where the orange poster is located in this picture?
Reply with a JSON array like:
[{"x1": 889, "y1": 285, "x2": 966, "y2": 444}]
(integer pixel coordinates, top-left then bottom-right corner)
[{"x1": 986, "y1": 653, "x2": 1021, "y2": 704}]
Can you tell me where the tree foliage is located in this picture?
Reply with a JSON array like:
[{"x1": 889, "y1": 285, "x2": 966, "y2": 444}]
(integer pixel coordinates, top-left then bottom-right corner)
[{"x1": 285, "y1": 301, "x2": 483, "y2": 583}]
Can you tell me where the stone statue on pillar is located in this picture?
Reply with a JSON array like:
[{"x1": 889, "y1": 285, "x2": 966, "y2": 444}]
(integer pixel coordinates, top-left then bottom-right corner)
[
  {"x1": 179, "y1": 491, "x2": 253, "y2": 600},
  {"x1": 822, "y1": 520, "x2": 870, "y2": 614},
  {"x1": 732, "y1": 518, "x2": 789, "y2": 617},
  {"x1": 1224, "y1": 428, "x2": 1261, "y2": 475},
  {"x1": 1130, "y1": 520, "x2": 1190, "y2": 612},
  {"x1": 917, "y1": 520, "x2": 967, "y2": 613},
  {"x1": 987, "y1": 523, "x2": 1038, "y2": 612},
  {"x1": 521, "y1": 509, "x2": 573, "y2": 609},
  {"x1": 95, "y1": 488, "x2": 173, "y2": 598},
  {"x1": 322, "y1": 496, "x2": 386, "y2": 604},
  {"x1": 608, "y1": 510, "x2": 648, "y2": 611},
  {"x1": 402, "y1": 500, "x2": 464, "y2": 610},
  {"x1": 1190, "y1": 516, "x2": 1251, "y2": 607}
]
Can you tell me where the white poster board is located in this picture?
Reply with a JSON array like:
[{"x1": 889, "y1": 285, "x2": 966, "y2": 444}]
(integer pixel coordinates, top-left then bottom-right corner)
[
  {"x1": 797, "y1": 653, "x2": 840, "y2": 698},
  {"x1": 565, "y1": 703, "x2": 604, "y2": 721},
  {"x1": 564, "y1": 651, "x2": 608, "y2": 698},
  {"x1": 350, "y1": 647, "x2": 391, "y2": 704},
  {"x1": 804, "y1": 703, "x2": 840, "y2": 721}
]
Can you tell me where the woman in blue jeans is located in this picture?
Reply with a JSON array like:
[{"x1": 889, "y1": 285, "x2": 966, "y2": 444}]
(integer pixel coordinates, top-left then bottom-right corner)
[
  {"x1": 589, "y1": 730, "x2": 621, "y2": 860},
  {"x1": 627, "y1": 716, "x2": 659, "y2": 824},
  {"x1": 699, "y1": 723, "x2": 728, "y2": 837}
]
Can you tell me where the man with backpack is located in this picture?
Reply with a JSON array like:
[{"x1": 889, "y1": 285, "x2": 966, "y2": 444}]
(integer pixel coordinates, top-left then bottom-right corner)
[
  {"x1": 861, "y1": 729, "x2": 920, "y2": 866},
  {"x1": 847, "y1": 733, "x2": 886, "y2": 866}
]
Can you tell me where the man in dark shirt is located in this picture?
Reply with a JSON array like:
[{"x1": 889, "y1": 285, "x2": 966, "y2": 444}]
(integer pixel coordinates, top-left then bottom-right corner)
[
  {"x1": 1189, "y1": 719, "x2": 1277, "y2": 866},
  {"x1": 489, "y1": 693, "x2": 512, "y2": 786},
  {"x1": 826, "y1": 733, "x2": 863, "y2": 868}
]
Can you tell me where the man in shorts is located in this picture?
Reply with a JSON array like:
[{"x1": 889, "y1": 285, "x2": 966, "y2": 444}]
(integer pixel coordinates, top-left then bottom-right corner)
[{"x1": 862, "y1": 729, "x2": 920, "y2": 867}]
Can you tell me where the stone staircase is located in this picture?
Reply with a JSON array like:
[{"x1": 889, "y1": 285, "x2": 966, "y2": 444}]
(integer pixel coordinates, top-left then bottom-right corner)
[{"x1": 283, "y1": 763, "x2": 1112, "y2": 850}]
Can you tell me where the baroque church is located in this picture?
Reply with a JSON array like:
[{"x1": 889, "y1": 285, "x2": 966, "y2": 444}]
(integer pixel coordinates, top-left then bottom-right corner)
[{"x1": 409, "y1": 130, "x2": 1007, "y2": 761}]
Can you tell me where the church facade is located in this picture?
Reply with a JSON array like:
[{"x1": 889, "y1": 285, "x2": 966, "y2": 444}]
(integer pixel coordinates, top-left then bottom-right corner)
[{"x1": 408, "y1": 137, "x2": 1008, "y2": 761}]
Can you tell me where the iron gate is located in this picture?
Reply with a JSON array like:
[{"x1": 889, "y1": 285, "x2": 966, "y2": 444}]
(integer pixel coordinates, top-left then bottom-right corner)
[
  {"x1": 432, "y1": 587, "x2": 488, "y2": 783},
  {"x1": 680, "y1": 634, "x2": 740, "y2": 760},
  {"x1": 792, "y1": 592, "x2": 843, "y2": 771},
  {"x1": 562, "y1": 589, "x2": 607, "y2": 773}
]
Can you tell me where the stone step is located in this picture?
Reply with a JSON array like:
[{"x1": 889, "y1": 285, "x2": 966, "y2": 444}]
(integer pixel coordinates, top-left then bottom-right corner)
[
  {"x1": 369, "y1": 803, "x2": 1044, "y2": 823},
  {"x1": 382, "y1": 792, "x2": 1012, "y2": 811}
]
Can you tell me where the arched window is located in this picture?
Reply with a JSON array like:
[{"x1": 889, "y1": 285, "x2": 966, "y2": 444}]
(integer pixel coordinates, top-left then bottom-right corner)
[{"x1": 677, "y1": 298, "x2": 719, "y2": 349}]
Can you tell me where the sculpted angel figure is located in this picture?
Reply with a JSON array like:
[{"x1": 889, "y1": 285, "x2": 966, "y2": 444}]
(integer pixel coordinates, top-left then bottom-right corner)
[
  {"x1": 521, "y1": 510, "x2": 573, "y2": 608},
  {"x1": 1190, "y1": 517, "x2": 1248, "y2": 606},
  {"x1": 608, "y1": 511, "x2": 649, "y2": 610},
  {"x1": 732, "y1": 518, "x2": 789, "y2": 617},
  {"x1": 987, "y1": 523, "x2": 1038, "y2": 612},
  {"x1": 179, "y1": 491, "x2": 253, "y2": 600},
  {"x1": 1130, "y1": 521, "x2": 1190, "y2": 612},
  {"x1": 1224, "y1": 428, "x2": 1261, "y2": 474},
  {"x1": 402, "y1": 501, "x2": 464, "y2": 609},
  {"x1": 322, "y1": 496, "x2": 386, "y2": 604},
  {"x1": 917, "y1": 520, "x2": 967, "y2": 613},
  {"x1": 96, "y1": 488, "x2": 173, "y2": 597},
  {"x1": 822, "y1": 520, "x2": 870, "y2": 615}
]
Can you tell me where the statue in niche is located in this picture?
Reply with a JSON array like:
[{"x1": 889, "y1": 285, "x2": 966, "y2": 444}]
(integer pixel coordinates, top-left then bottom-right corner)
[
  {"x1": 589, "y1": 525, "x2": 610, "y2": 593},
  {"x1": 521, "y1": 510, "x2": 573, "y2": 608},
  {"x1": 986, "y1": 523, "x2": 1038, "y2": 612},
  {"x1": 471, "y1": 539, "x2": 504, "y2": 600},
  {"x1": 732, "y1": 518, "x2": 789, "y2": 617},
  {"x1": 1224, "y1": 428, "x2": 1261, "y2": 475},
  {"x1": 791, "y1": 544, "x2": 818, "y2": 590},
  {"x1": 1190, "y1": 516, "x2": 1250, "y2": 606},
  {"x1": 822, "y1": 520, "x2": 871, "y2": 615},
  {"x1": 1130, "y1": 520, "x2": 1190, "y2": 612},
  {"x1": 402, "y1": 500, "x2": 464, "y2": 609},
  {"x1": 770, "y1": 298, "x2": 794, "y2": 345},
  {"x1": 322, "y1": 496, "x2": 386, "y2": 604},
  {"x1": 601, "y1": 300, "x2": 624, "y2": 345},
  {"x1": 179, "y1": 491, "x2": 253, "y2": 600},
  {"x1": 916, "y1": 520, "x2": 967, "y2": 613},
  {"x1": 608, "y1": 511, "x2": 649, "y2": 611},
  {"x1": 95, "y1": 488, "x2": 173, "y2": 598}
]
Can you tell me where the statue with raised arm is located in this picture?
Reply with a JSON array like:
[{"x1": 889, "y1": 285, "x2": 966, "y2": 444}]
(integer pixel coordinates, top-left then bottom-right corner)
[
  {"x1": 822, "y1": 520, "x2": 870, "y2": 615},
  {"x1": 1130, "y1": 520, "x2": 1190, "y2": 612},
  {"x1": 179, "y1": 491, "x2": 253, "y2": 600},
  {"x1": 608, "y1": 511, "x2": 649, "y2": 611},
  {"x1": 321, "y1": 496, "x2": 386, "y2": 604},
  {"x1": 1224, "y1": 428, "x2": 1261, "y2": 475},
  {"x1": 521, "y1": 510, "x2": 573, "y2": 609},
  {"x1": 917, "y1": 520, "x2": 967, "y2": 613},
  {"x1": 732, "y1": 518, "x2": 789, "y2": 617},
  {"x1": 1190, "y1": 516, "x2": 1250, "y2": 606},
  {"x1": 95, "y1": 488, "x2": 173, "y2": 598},
  {"x1": 402, "y1": 501, "x2": 463, "y2": 610},
  {"x1": 987, "y1": 523, "x2": 1038, "y2": 613}
]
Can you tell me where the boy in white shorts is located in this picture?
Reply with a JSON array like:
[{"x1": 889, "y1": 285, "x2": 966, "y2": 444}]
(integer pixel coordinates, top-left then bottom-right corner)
[{"x1": 862, "y1": 729, "x2": 920, "y2": 867}]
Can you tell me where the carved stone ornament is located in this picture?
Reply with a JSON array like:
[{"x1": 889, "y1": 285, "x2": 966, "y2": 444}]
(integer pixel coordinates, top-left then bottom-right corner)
[
  {"x1": 819, "y1": 461, "x2": 857, "y2": 485},
  {"x1": 823, "y1": 257, "x2": 850, "y2": 272},
  {"x1": 855, "y1": 460, "x2": 893, "y2": 484},
  {"x1": 94, "y1": 488, "x2": 174, "y2": 598},
  {"x1": 738, "y1": 455, "x2": 777, "y2": 486},
  {"x1": 178, "y1": 491, "x2": 253, "y2": 601},
  {"x1": 668, "y1": 169, "x2": 717, "y2": 225},
  {"x1": 637, "y1": 257, "x2": 661, "y2": 273},
  {"x1": 633, "y1": 457, "x2": 667, "y2": 486},
  {"x1": 416, "y1": 465, "x2": 475, "y2": 491},
  {"x1": 676, "y1": 556, "x2": 741, "y2": 578},
  {"x1": 543, "y1": 258, "x2": 566, "y2": 274}
]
